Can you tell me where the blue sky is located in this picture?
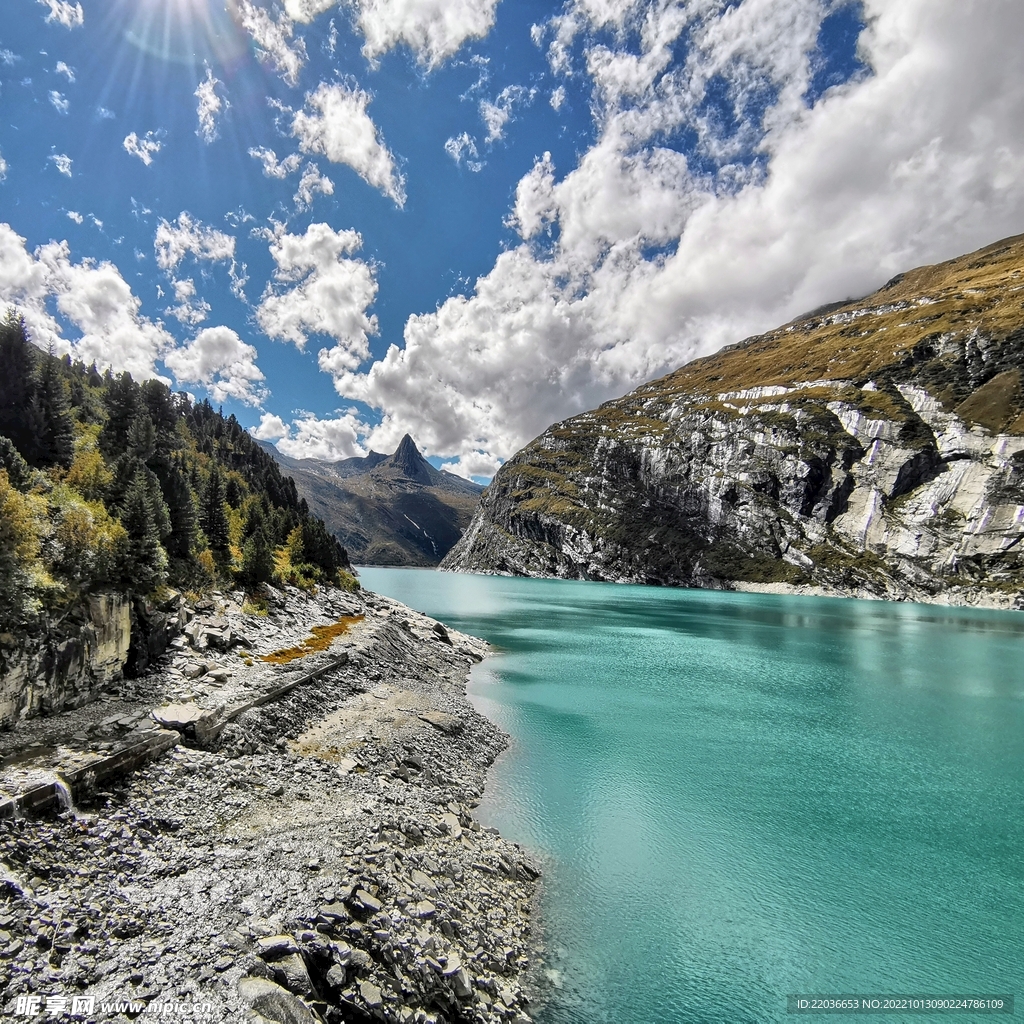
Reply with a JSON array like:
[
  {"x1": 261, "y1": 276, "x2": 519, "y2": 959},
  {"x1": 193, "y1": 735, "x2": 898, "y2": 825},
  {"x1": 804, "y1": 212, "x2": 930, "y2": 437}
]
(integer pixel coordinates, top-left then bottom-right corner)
[{"x1": 2, "y1": 0, "x2": 1023, "y2": 479}]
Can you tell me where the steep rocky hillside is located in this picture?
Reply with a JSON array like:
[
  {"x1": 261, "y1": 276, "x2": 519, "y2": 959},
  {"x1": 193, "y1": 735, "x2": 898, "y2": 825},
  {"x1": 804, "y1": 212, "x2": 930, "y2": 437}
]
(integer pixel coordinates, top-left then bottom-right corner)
[
  {"x1": 260, "y1": 436, "x2": 483, "y2": 566},
  {"x1": 443, "y1": 234, "x2": 1024, "y2": 606},
  {"x1": 0, "y1": 313, "x2": 352, "y2": 725}
]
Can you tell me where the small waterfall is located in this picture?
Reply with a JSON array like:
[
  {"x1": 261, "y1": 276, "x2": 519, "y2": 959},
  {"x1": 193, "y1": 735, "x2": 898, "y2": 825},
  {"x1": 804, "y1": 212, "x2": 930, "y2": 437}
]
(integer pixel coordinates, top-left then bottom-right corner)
[{"x1": 52, "y1": 777, "x2": 77, "y2": 816}]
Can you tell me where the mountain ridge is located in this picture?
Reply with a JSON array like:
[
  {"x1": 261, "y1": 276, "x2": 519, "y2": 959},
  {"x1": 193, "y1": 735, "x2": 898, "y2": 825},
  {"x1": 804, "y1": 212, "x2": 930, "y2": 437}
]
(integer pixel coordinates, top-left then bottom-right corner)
[
  {"x1": 258, "y1": 435, "x2": 483, "y2": 566},
  {"x1": 442, "y1": 233, "x2": 1024, "y2": 608}
]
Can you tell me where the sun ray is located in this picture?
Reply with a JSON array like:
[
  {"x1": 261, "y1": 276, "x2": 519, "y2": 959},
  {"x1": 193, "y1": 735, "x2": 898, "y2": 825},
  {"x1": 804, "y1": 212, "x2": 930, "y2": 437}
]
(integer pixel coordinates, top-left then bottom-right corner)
[{"x1": 118, "y1": 0, "x2": 249, "y2": 66}]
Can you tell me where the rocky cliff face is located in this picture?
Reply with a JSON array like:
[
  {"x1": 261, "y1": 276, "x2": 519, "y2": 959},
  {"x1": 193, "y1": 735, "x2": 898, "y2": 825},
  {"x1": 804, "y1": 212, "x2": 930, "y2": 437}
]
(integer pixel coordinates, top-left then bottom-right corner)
[
  {"x1": 443, "y1": 234, "x2": 1024, "y2": 607},
  {"x1": 0, "y1": 590, "x2": 185, "y2": 729},
  {"x1": 0, "y1": 592, "x2": 132, "y2": 728}
]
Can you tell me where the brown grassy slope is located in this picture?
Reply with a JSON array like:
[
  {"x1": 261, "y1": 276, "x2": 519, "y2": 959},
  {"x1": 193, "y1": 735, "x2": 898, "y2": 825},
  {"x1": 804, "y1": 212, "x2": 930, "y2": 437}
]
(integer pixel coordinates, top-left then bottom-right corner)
[
  {"x1": 468, "y1": 233, "x2": 1024, "y2": 556},
  {"x1": 623, "y1": 232, "x2": 1024, "y2": 420}
]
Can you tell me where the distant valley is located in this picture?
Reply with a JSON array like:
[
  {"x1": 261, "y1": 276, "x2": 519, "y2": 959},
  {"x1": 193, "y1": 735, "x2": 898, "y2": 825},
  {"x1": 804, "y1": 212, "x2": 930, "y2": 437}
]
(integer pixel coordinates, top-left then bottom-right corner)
[{"x1": 260, "y1": 434, "x2": 483, "y2": 566}]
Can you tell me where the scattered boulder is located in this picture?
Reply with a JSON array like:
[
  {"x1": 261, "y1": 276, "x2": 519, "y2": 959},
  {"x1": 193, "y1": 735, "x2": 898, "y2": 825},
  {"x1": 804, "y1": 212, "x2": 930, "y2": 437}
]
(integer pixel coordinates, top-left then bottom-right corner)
[
  {"x1": 358, "y1": 979, "x2": 382, "y2": 1009},
  {"x1": 271, "y1": 951, "x2": 315, "y2": 997},
  {"x1": 353, "y1": 889, "x2": 382, "y2": 914},
  {"x1": 256, "y1": 935, "x2": 300, "y2": 959},
  {"x1": 418, "y1": 711, "x2": 459, "y2": 733},
  {"x1": 237, "y1": 977, "x2": 318, "y2": 1024},
  {"x1": 151, "y1": 704, "x2": 204, "y2": 730}
]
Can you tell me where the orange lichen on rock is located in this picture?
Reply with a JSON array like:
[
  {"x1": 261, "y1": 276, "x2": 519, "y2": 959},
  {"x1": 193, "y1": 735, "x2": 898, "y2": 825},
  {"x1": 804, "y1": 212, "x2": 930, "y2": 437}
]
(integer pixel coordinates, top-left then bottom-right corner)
[{"x1": 260, "y1": 615, "x2": 364, "y2": 664}]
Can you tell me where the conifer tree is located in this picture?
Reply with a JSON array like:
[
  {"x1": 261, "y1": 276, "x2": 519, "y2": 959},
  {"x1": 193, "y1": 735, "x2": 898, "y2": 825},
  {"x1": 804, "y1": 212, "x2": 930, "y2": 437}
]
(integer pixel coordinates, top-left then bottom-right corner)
[
  {"x1": 126, "y1": 413, "x2": 156, "y2": 464},
  {"x1": 238, "y1": 504, "x2": 274, "y2": 588},
  {"x1": 0, "y1": 437, "x2": 31, "y2": 491},
  {"x1": 100, "y1": 371, "x2": 140, "y2": 458},
  {"x1": 225, "y1": 475, "x2": 244, "y2": 509},
  {"x1": 162, "y1": 464, "x2": 197, "y2": 559},
  {"x1": 117, "y1": 466, "x2": 168, "y2": 592},
  {"x1": 30, "y1": 349, "x2": 75, "y2": 469},
  {"x1": 200, "y1": 466, "x2": 230, "y2": 554},
  {"x1": 0, "y1": 311, "x2": 36, "y2": 458},
  {"x1": 300, "y1": 517, "x2": 347, "y2": 579}
]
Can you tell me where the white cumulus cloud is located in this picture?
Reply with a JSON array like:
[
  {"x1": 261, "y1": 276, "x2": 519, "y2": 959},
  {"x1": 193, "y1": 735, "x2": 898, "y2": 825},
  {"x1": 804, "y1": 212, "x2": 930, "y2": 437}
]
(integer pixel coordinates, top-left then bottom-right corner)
[
  {"x1": 255, "y1": 223, "x2": 378, "y2": 370},
  {"x1": 440, "y1": 450, "x2": 502, "y2": 481},
  {"x1": 195, "y1": 67, "x2": 228, "y2": 143},
  {"x1": 66, "y1": 210, "x2": 83, "y2": 224},
  {"x1": 123, "y1": 131, "x2": 162, "y2": 166},
  {"x1": 49, "y1": 90, "x2": 69, "y2": 114},
  {"x1": 258, "y1": 410, "x2": 368, "y2": 461},
  {"x1": 330, "y1": 0, "x2": 1024, "y2": 474},
  {"x1": 355, "y1": 0, "x2": 500, "y2": 69},
  {"x1": 291, "y1": 82, "x2": 405, "y2": 205},
  {"x1": 236, "y1": 0, "x2": 306, "y2": 87},
  {"x1": 38, "y1": 0, "x2": 83, "y2": 29},
  {"x1": 444, "y1": 132, "x2": 483, "y2": 172},
  {"x1": 251, "y1": 412, "x2": 290, "y2": 441},
  {"x1": 49, "y1": 153, "x2": 72, "y2": 177},
  {"x1": 283, "y1": 0, "x2": 337, "y2": 23},
  {"x1": 293, "y1": 164, "x2": 334, "y2": 211},
  {"x1": 55, "y1": 60, "x2": 75, "y2": 82},
  {"x1": 164, "y1": 326, "x2": 267, "y2": 406},
  {"x1": 480, "y1": 84, "x2": 533, "y2": 143},
  {"x1": 0, "y1": 151, "x2": 7, "y2": 182},
  {"x1": 166, "y1": 278, "x2": 212, "y2": 327},
  {"x1": 0, "y1": 222, "x2": 174, "y2": 380},
  {"x1": 154, "y1": 212, "x2": 236, "y2": 273},
  {"x1": 249, "y1": 146, "x2": 303, "y2": 178}
]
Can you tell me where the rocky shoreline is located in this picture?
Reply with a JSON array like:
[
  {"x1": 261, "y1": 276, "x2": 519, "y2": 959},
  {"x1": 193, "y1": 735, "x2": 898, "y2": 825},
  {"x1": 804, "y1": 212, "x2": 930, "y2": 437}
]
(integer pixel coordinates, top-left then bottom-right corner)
[{"x1": 0, "y1": 585, "x2": 541, "y2": 1023}]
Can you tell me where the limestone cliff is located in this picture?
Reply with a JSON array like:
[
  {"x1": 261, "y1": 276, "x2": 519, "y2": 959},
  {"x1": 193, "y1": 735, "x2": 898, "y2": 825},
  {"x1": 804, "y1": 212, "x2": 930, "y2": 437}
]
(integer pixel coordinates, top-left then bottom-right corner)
[{"x1": 442, "y1": 234, "x2": 1024, "y2": 607}]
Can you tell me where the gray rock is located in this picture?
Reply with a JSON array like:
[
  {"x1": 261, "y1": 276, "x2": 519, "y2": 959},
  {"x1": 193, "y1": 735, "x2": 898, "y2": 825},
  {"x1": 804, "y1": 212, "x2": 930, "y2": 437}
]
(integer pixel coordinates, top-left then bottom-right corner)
[
  {"x1": 358, "y1": 979, "x2": 383, "y2": 1008},
  {"x1": 317, "y1": 903, "x2": 349, "y2": 923},
  {"x1": 348, "y1": 949, "x2": 373, "y2": 971},
  {"x1": 410, "y1": 869, "x2": 435, "y2": 892},
  {"x1": 418, "y1": 711, "x2": 459, "y2": 733},
  {"x1": 256, "y1": 935, "x2": 300, "y2": 959},
  {"x1": 272, "y1": 952, "x2": 314, "y2": 997},
  {"x1": 439, "y1": 813, "x2": 463, "y2": 839},
  {"x1": 237, "y1": 976, "x2": 317, "y2": 1024},
  {"x1": 453, "y1": 967, "x2": 473, "y2": 998},
  {"x1": 151, "y1": 703, "x2": 204, "y2": 730},
  {"x1": 354, "y1": 889, "x2": 382, "y2": 913}
]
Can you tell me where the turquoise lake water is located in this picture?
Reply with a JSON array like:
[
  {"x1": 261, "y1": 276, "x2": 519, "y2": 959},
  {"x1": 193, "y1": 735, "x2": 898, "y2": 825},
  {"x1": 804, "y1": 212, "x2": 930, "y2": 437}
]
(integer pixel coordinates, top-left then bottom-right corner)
[{"x1": 357, "y1": 568, "x2": 1024, "y2": 1023}]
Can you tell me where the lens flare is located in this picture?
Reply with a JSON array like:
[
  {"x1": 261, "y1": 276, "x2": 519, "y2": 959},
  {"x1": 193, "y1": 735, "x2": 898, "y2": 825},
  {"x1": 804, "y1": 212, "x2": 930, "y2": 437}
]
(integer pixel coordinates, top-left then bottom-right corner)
[{"x1": 121, "y1": 0, "x2": 248, "y2": 65}]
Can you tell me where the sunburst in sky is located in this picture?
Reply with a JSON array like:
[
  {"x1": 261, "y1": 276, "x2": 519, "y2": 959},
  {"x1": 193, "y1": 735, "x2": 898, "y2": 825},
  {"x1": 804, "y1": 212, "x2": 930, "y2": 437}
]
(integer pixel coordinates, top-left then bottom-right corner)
[{"x1": 2, "y1": 0, "x2": 1023, "y2": 479}]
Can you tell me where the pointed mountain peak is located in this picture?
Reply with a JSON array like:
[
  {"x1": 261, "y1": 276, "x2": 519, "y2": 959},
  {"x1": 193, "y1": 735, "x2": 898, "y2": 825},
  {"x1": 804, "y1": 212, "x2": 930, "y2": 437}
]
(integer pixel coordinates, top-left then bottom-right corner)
[
  {"x1": 385, "y1": 433, "x2": 433, "y2": 483},
  {"x1": 394, "y1": 433, "x2": 420, "y2": 458}
]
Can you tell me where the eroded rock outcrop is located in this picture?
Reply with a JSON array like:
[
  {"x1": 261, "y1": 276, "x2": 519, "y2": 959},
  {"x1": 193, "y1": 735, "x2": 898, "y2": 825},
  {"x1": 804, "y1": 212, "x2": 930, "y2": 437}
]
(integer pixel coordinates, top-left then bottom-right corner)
[
  {"x1": 0, "y1": 592, "x2": 132, "y2": 728},
  {"x1": 0, "y1": 589, "x2": 186, "y2": 730},
  {"x1": 443, "y1": 234, "x2": 1024, "y2": 607}
]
